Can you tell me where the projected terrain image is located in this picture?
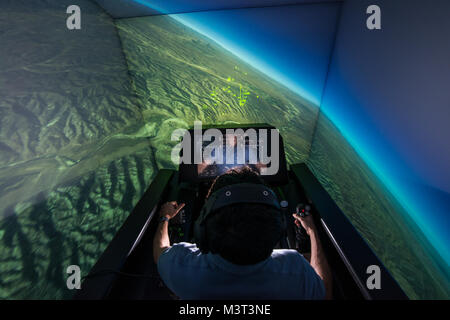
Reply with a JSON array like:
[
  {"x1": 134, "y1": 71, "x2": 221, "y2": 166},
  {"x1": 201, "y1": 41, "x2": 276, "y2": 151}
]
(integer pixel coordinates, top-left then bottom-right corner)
[
  {"x1": 0, "y1": 9, "x2": 318, "y2": 299},
  {"x1": 115, "y1": 15, "x2": 318, "y2": 167},
  {"x1": 0, "y1": 1, "x2": 155, "y2": 299},
  {"x1": 307, "y1": 113, "x2": 450, "y2": 299},
  {"x1": 1, "y1": 2, "x2": 446, "y2": 300}
]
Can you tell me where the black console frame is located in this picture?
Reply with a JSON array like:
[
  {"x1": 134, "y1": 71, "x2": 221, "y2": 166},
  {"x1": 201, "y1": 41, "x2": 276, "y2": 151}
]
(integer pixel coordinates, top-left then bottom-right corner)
[{"x1": 179, "y1": 123, "x2": 289, "y2": 186}]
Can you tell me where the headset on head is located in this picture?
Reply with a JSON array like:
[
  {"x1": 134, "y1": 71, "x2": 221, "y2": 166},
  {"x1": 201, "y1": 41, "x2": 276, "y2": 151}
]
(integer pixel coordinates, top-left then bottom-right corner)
[{"x1": 194, "y1": 183, "x2": 285, "y2": 253}]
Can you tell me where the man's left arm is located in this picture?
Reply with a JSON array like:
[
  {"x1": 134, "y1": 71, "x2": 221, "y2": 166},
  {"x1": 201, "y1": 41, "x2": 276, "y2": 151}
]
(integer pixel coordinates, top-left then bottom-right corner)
[{"x1": 153, "y1": 201, "x2": 185, "y2": 263}]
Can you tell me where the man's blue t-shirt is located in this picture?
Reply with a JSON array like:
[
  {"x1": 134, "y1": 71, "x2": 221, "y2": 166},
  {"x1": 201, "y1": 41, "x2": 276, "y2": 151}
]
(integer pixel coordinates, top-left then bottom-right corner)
[{"x1": 157, "y1": 242, "x2": 325, "y2": 300}]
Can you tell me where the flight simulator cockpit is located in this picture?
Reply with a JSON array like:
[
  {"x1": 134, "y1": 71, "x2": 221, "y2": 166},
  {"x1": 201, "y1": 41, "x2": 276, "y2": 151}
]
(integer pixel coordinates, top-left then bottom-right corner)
[{"x1": 75, "y1": 124, "x2": 407, "y2": 300}]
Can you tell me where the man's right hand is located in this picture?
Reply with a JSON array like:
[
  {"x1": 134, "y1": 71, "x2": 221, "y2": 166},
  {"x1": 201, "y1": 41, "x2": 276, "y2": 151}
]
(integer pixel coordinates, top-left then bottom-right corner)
[
  {"x1": 293, "y1": 212, "x2": 332, "y2": 299},
  {"x1": 292, "y1": 213, "x2": 317, "y2": 236}
]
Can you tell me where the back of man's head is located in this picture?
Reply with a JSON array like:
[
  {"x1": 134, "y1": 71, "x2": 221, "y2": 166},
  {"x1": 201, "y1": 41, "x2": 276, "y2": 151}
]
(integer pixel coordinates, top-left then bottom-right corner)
[{"x1": 204, "y1": 166, "x2": 284, "y2": 265}]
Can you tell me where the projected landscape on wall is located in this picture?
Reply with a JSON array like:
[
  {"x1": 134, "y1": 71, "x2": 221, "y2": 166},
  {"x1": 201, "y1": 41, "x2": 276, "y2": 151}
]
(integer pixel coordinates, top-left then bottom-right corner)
[
  {"x1": 0, "y1": 9, "x2": 318, "y2": 299},
  {"x1": 0, "y1": 1, "x2": 154, "y2": 299},
  {"x1": 0, "y1": 1, "x2": 447, "y2": 300},
  {"x1": 115, "y1": 15, "x2": 319, "y2": 167}
]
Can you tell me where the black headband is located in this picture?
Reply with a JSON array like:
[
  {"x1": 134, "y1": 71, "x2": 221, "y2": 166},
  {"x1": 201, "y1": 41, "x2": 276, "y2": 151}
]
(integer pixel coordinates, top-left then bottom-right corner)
[{"x1": 200, "y1": 183, "x2": 281, "y2": 224}]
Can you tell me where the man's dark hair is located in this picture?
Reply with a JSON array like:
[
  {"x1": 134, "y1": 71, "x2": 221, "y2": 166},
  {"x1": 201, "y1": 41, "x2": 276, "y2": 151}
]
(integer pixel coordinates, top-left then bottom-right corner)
[{"x1": 204, "y1": 166, "x2": 284, "y2": 265}]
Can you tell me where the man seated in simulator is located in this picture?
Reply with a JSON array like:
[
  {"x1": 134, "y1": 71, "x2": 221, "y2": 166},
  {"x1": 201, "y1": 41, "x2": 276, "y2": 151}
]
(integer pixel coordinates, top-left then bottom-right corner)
[{"x1": 153, "y1": 166, "x2": 332, "y2": 299}]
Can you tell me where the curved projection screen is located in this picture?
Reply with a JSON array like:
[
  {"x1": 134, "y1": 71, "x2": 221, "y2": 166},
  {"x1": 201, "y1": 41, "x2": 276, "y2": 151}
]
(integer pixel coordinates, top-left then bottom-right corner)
[
  {"x1": 0, "y1": 0, "x2": 447, "y2": 300},
  {"x1": 0, "y1": 1, "x2": 339, "y2": 299}
]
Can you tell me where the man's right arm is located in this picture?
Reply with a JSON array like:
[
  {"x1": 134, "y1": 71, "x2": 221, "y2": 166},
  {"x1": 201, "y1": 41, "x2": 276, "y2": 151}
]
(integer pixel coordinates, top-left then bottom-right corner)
[{"x1": 293, "y1": 214, "x2": 333, "y2": 299}]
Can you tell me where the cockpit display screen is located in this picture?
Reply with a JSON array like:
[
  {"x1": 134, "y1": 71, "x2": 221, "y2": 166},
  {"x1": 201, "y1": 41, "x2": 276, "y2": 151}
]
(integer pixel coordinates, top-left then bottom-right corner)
[
  {"x1": 197, "y1": 135, "x2": 266, "y2": 177},
  {"x1": 179, "y1": 124, "x2": 288, "y2": 185}
]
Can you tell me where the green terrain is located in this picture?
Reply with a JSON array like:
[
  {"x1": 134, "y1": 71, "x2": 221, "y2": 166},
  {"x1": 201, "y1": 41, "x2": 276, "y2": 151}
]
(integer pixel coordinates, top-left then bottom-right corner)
[
  {"x1": 308, "y1": 113, "x2": 450, "y2": 299},
  {"x1": 0, "y1": 8, "x2": 317, "y2": 299},
  {"x1": 0, "y1": 0, "x2": 153, "y2": 299},
  {"x1": 2, "y1": 3, "x2": 445, "y2": 300},
  {"x1": 115, "y1": 16, "x2": 318, "y2": 167}
]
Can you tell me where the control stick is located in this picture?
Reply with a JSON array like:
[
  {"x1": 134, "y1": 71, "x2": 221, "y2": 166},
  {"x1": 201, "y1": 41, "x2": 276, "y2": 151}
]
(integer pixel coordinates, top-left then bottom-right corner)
[{"x1": 295, "y1": 203, "x2": 311, "y2": 252}]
